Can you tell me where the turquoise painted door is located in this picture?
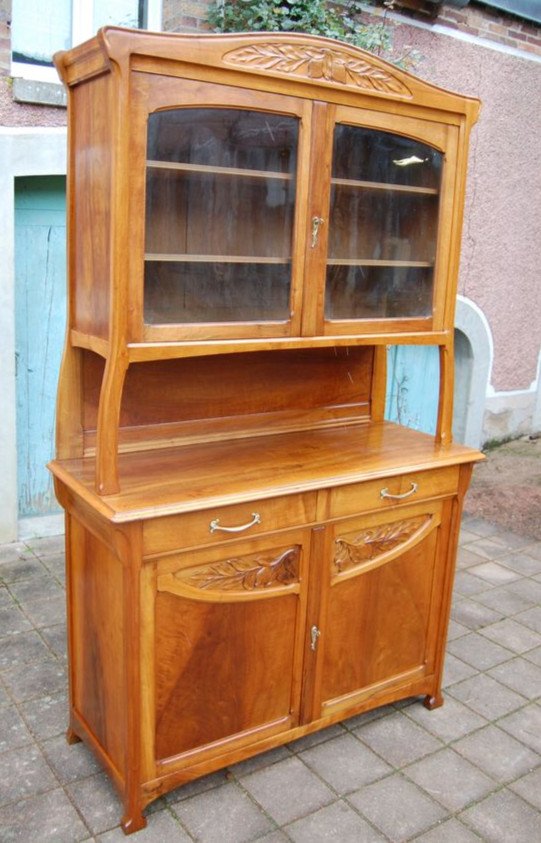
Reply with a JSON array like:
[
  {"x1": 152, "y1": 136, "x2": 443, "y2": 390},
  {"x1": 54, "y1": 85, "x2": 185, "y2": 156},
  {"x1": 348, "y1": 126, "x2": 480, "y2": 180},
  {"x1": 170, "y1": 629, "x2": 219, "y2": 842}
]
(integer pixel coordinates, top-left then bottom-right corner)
[
  {"x1": 15, "y1": 176, "x2": 66, "y2": 517},
  {"x1": 385, "y1": 345, "x2": 439, "y2": 435}
]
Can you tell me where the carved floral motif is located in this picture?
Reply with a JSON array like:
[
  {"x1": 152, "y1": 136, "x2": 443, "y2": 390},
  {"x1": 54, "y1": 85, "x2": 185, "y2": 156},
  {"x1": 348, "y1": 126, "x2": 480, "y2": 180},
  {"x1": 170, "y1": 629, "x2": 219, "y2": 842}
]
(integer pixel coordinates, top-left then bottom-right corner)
[
  {"x1": 175, "y1": 546, "x2": 300, "y2": 593},
  {"x1": 223, "y1": 43, "x2": 411, "y2": 96},
  {"x1": 334, "y1": 515, "x2": 429, "y2": 574}
]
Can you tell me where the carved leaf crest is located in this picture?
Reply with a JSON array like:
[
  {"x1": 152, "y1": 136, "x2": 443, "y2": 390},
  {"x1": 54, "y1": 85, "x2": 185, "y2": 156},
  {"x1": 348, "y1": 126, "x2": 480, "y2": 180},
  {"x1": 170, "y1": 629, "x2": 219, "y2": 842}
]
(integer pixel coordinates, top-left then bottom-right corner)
[
  {"x1": 334, "y1": 515, "x2": 428, "y2": 574},
  {"x1": 176, "y1": 546, "x2": 300, "y2": 593},
  {"x1": 224, "y1": 44, "x2": 411, "y2": 96}
]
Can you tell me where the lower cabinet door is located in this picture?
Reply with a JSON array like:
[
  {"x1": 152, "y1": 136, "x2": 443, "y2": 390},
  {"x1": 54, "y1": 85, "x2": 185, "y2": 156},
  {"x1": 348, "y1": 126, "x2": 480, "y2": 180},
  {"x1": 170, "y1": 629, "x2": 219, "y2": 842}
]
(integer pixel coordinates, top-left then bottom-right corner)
[
  {"x1": 318, "y1": 502, "x2": 449, "y2": 717},
  {"x1": 153, "y1": 529, "x2": 309, "y2": 765}
]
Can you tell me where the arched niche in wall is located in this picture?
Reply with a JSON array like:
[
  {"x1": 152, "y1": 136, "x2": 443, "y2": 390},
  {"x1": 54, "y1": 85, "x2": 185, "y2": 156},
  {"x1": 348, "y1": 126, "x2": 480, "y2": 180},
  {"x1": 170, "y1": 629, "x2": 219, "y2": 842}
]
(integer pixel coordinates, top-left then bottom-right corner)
[
  {"x1": 384, "y1": 296, "x2": 492, "y2": 449},
  {"x1": 453, "y1": 296, "x2": 493, "y2": 448}
]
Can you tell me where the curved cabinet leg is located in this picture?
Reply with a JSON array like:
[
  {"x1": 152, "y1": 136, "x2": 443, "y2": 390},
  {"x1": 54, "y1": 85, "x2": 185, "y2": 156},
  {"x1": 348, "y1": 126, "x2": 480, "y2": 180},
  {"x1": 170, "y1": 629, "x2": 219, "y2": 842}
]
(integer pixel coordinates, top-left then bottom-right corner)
[
  {"x1": 66, "y1": 726, "x2": 82, "y2": 745},
  {"x1": 423, "y1": 692, "x2": 444, "y2": 710},
  {"x1": 55, "y1": 344, "x2": 84, "y2": 459},
  {"x1": 121, "y1": 808, "x2": 147, "y2": 836}
]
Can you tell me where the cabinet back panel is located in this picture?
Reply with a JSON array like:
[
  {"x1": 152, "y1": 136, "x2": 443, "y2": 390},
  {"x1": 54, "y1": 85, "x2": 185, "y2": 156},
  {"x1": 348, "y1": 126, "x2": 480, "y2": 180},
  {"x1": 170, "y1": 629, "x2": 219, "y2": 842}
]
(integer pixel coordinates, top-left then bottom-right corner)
[
  {"x1": 82, "y1": 347, "x2": 374, "y2": 451},
  {"x1": 144, "y1": 261, "x2": 292, "y2": 324},
  {"x1": 328, "y1": 189, "x2": 439, "y2": 264},
  {"x1": 145, "y1": 169, "x2": 295, "y2": 258}
]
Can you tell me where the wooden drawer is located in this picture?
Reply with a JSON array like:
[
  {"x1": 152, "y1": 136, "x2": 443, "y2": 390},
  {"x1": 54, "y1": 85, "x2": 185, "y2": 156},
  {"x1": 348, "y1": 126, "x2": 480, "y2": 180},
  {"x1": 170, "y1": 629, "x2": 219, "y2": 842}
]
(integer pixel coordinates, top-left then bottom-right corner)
[
  {"x1": 326, "y1": 466, "x2": 459, "y2": 521},
  {"x1": 143, "y1": 491, "x2": 317, "y2": 556}
]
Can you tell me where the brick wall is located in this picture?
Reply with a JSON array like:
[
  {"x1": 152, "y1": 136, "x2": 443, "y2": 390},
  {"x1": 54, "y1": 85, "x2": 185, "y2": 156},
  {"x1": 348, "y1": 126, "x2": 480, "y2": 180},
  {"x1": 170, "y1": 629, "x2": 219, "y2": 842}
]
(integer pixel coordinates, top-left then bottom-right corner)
[
  {"x1": 160, "y1": 1, "x2": 541, "y2": 56},
  {"x1": 162, "y1": 0, "x2": 212, "y2": 33},
  {"x1": 438, "y1": 2, "x2": 541, "y2": 57},
  {"x1": 1, "y1": 2, "x2": 540, "y2": 127},
  {"x1": 0, "y1": 0, "x2": 11, "y2": 74}
]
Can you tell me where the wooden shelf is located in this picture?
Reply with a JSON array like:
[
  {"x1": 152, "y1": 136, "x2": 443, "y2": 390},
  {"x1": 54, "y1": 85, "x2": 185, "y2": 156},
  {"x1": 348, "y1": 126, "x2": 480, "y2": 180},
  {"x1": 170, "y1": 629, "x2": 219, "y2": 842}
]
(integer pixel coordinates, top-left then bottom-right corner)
[
  {"x1": 327, "y1": 259, "x2": 433, "y2": 268},
  {"x1": 127, "y1": 331, "x2": 449, "y2": 362},
  {"x1": 68, "y1": 329, "x2": 449, "y2": 362},
  {"x1": 145, "y1": 254, "x2": 290, "y2": 264},
  {"x1": 145, "y1": 257, "x2": 434, "y2": 268},
  {"x1": 69, "y1": 329, "x2": 109, "y2": 358},
  {"x1": 49, "y1": 422, "x2": 479, "y2": 523},
  {"x1": 331, "y1": 178, "x2": 438, "y2": 195},
  {"x1": 147, "y1": 160, "x2": 293, "y2": 181},
  {"x1": 145, "y1": 252, "x2": 434, "y2": 267}
]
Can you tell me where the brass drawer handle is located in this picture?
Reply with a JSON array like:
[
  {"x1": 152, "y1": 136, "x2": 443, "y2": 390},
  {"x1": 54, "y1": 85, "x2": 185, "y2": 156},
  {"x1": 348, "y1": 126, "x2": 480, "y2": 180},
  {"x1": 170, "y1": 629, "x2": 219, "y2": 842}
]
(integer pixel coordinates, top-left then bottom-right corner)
[
  {"x1": 209, "y1": 512, "x2": 261, "y2": 534},
  {"x1": 380, "y1": 482, "x2": 418, "y2": 501}
]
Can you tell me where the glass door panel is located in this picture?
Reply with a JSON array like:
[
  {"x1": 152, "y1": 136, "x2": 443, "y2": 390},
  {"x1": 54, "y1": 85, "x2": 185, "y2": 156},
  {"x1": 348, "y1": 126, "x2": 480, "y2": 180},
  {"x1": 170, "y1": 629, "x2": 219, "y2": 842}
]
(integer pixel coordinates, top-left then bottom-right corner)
[
  {"x1": 325, "y1": 125, "x2": 443, "y2": 323},
  {"x1": 144, "y1": 108, "x2": 299, "y2": 325}
]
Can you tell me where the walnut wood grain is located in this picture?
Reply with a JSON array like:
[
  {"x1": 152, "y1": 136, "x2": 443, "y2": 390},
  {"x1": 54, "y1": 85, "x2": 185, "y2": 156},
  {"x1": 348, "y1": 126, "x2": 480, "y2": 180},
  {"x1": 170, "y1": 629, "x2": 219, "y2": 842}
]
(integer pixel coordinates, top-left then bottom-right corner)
[{"x1": 154, "y1": 587, "x2": 302, "y2": 760}]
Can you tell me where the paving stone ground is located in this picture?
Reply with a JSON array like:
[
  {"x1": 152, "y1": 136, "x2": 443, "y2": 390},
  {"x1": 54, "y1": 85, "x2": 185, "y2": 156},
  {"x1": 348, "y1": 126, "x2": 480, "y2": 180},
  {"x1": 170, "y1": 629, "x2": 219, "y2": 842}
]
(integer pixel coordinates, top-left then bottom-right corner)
[{"x1": 0, "y1": 515, "x2": 540, "y2": 841}]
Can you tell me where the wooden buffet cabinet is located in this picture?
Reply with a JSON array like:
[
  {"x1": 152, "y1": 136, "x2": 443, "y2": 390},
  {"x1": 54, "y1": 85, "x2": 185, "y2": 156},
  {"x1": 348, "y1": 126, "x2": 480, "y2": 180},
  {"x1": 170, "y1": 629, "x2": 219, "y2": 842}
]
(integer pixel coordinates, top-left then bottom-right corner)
[{"x1": 50, "y1": 28, "x2": 482, "y2": 833}]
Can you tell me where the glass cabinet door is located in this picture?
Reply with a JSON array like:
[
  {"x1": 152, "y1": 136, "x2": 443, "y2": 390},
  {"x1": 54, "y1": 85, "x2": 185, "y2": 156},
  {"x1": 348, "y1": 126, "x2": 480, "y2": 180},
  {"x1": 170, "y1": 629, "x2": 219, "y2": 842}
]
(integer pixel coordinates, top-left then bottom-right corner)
[
  {"x1": 144, "y1": 107, "x2": 300, "y2": 333},
  {"x1": 320, "y1": 114, "x2": 451, "y2": 334}
]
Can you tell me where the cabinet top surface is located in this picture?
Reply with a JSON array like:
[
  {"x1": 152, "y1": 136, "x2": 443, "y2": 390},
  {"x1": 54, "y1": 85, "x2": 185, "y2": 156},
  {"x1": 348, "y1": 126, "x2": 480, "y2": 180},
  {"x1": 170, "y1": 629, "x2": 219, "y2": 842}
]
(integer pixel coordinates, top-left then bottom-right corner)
[
  {"x1": 50, "y1": 422, "x2": 482, "y2": 523},
  {"x1": 54, "y1": 27, "x2": 480, "y2": 122}
]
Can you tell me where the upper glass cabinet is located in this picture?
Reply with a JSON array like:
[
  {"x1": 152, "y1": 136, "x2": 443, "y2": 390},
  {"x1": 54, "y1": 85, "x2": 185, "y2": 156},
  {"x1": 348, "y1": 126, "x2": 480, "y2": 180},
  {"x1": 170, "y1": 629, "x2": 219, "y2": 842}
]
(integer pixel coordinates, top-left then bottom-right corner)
[
  {"x1": 135, "y1": 83, "x2": 455, "y2": 343},
  {"x1": 57, "y1": 31, "x2": 476, "y2": 354},
  {"x1": 324, "y1": 124, "x2": 443, "y2": 325},
  {"x1": 144, "y1": 107, "x2": 299, "y2": 328}
]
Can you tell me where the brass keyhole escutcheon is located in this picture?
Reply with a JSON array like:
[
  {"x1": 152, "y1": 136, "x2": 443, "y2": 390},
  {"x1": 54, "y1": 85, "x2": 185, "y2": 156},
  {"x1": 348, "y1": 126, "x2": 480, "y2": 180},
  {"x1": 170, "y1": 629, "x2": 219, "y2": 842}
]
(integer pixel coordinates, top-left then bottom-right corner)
[
  {"x1": 311, "y1": 216, "x2": 324, "y2": 248},
  {"x1": 310, "y1": 624, "x2": 321, "y2": 651}
]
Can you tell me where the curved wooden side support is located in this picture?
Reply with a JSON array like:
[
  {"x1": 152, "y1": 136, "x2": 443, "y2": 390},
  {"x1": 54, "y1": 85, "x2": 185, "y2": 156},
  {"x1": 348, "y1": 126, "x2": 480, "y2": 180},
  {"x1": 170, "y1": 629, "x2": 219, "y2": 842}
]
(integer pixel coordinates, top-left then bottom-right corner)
[
  {"x1": 95, "y1": 354, "x2": 129, "y2": 495},
  {"x1": 371, "y1": 344, "x2": 387, "y2": 423},
  {"x1": 55, "y1": 343, "x2": 85, "y2": 459},
  {"x1": 436, "y1": 340, "x2": 454, "y2": 446}
]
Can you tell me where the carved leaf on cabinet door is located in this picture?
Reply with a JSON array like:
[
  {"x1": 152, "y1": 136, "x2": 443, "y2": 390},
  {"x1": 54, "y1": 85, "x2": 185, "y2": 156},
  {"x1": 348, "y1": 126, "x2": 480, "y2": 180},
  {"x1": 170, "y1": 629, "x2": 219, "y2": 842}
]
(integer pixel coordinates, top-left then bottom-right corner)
[
  {"x1": 175, "y1": 545, "x2": 300, "y2": 593},
  {"x1": 223, "y1": 44, "x2": 411, "y2": 96},
  {"x1": 334, "y1": 515, "x2": 429, "y2": 574}
]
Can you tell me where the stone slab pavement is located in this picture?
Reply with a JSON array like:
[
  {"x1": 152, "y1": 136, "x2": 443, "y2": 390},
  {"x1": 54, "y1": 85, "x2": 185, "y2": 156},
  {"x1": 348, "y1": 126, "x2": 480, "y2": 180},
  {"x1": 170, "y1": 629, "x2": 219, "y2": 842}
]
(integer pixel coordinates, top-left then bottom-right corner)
[{"x1": 0, "y1": 514, "x2": 540, "y2": 841}]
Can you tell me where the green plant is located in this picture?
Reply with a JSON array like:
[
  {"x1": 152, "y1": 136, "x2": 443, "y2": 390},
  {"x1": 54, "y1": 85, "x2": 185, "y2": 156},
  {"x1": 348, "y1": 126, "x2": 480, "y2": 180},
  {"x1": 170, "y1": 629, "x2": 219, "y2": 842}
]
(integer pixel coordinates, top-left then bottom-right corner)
[{"x1": 206, "y1": 0, "x2": 418, "y2": 68}]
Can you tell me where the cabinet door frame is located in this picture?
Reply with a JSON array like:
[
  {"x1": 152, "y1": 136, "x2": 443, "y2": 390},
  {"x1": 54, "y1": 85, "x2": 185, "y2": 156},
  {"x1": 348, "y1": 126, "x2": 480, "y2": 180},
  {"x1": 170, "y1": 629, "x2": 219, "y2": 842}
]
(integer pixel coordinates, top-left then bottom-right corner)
[
  {"x1": 304, "y1": 104, "x2": 459, "y2": 337},
  {"x1": 141, "y1": 527, "x2": 311, "y2": 775},
  {"x1": 307, "y1": 498, "x2": 454, "y2": 721},
  {"x1": 127, "y1": 74, "x2": 313, "y2": 343}
]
